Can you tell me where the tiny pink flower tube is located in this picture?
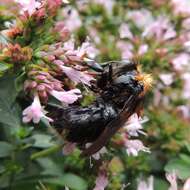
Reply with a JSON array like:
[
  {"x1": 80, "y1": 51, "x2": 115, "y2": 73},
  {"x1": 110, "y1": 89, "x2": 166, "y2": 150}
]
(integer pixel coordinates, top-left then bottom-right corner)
[
  {"x1": 93, "y1": 172, "x2": 108, "y2": 190},
  {"x1": 124, "y1": 139, "x2": 150, "y2": 156},
  {"x1": 60, "y1": 65, "x2": 94, "y2": 86},
  {"x1": 183, "y1": 178, "x2": 190, "y2": 190},
  {"x1": 22, "y1": 94, "x2": 53, "y2": 124},
  {"x1": 166, "y1": 172, "x2": 178, "y2": 190},
  {"x1": 50, "y1": 89, "x2": 82, "y2": 104},
  {"x1": 35, "y1": 75, "x2": 47, "y2": 81},
  {"x1": 53, "y1": 60, "x2": 65, "y2": 66},
  {"x1": 37, "y1": 84, "x2": 46, "y2": 91}
]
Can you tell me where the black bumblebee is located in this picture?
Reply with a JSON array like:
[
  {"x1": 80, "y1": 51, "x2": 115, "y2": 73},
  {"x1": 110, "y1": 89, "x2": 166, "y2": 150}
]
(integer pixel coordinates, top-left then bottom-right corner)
[{"x1": 51, "y1": 60, "x2": 152, "y2": 156}]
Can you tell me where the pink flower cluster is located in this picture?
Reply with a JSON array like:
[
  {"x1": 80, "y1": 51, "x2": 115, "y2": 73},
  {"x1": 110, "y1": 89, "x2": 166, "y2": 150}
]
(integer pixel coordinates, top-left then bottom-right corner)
[
  {"x1": 23, "y1": 38, "x2": 96, "y2": 123},
  {"x1": 137, "y1": 172, "x2": 190, "y2": 190},
  {"x1": 116, "y1": 114, "x2": 150, "y2": 157},
  {"x1": 18, "y1": 1, "x2": 99, "y2": 124}
]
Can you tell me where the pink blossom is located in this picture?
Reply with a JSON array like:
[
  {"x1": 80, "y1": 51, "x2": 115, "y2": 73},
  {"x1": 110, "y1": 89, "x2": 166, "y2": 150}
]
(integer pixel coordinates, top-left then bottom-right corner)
[
  {"x1": 54, "y1": 21, "x2": 70, "y2": 40},
  {"x1": 88, "y1": 27, "x2": 101, "y2": 44},
  {"x1": 77, "y1": 40, "x2": 99, "y2": 59},
  {"x1": 177, "y1": 105, "x2": 190, "y2": 119},
  {"x1": 50, "y1": 89, "x2": 82, "y2": 104},
  {"x1": 138, "y1": 44, "x2": 148, "y2": 55},
  {"x1": 142, "y1": 16, "x2": 176, "y2": 41},
  {"x1": 60, "y1": 65, "x2": 95, "y2": 86},
  {"x1": 183, "y1": 178, "x2": 190, "y2": 190},
  {"x1": 184, "y1": 41, "x2": 190, "y2": 52},
  {"x1": 119, "y1": 23, "x2": 133, "y2": 39},
  {"x1": 124, "y1": 139, "x2": 150, "y2": 156},
  {"x1": 63, "y1": 38, "x2": 75, "y2": 51},
  {"x1": 153, "y1": 89, "x2": 162, "y2": 107},
  {"x1": 171, "y1": 53, "x2": 190, "y2": 72},
  {"x1": 62, "y1": 8, "x2": 82, "y2": 32},
  {"x1": 163, "y1": 28, "x2": 177, "y2": 41},
  {"x1": 159, "y1": 73, "x2": 174, "y2": 86},
  {"x1": 124, "y1": 114, "x2": 148, "y2": 136},
  {"x1": 16, "y1": 0, "x2": 41, "y2": 16},
  {"x1": 93, "y1": 172, "x2": 108, "y2": 190},
  {"x1": 137, "y1": 176, "x2": 154, "y2": 190},
  {"x1": 22, "y1": 95, "x2": 52, "y2": 123},
  {"x1": 171, "y1": 0, "x2": 190, "y2": 17},
  {"x1": 127, "y1": 9, "x2": 153, "y2": 29},
  {"x1": 62, "y1": 142, "x2": 76, "y2": 155},
  {"x1": 166, "y1": 172, "x2": 178, "y2": 190},
  {"x1": 116, "y1": 41, "x2": 134, "y2": 59},
  {"x1": 182, "y1": 73, "x2": 190, "y2": 99},
  {"x1": 53, "y1": 60, "x2": 65, "y2": 66},
  {"x1": 182, "y1": 18, "x2": 190, "y2": 30}
]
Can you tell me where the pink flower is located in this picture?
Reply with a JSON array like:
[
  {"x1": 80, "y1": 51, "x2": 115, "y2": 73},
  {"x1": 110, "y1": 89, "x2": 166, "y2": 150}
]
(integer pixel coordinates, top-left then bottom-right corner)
[
  {"x1": 182, "y1": 73, "x2": 190, "y2": 99},
  {"x1": 153, "y1": 89, "x2": 162, "y2": 107},
  {"x1": 137, "y1": 176, "x2": 154, "y2": 190},
  {"x1": 54, "y1": 21, "x2": 70, "y2": 40},
  {"x1": 138, "y1": 44, "x2": 148, "y2": 55},
  {"x1": 62, "y1": 8, "x2": 82, "y2": 31},
  {"x1": 63, "y1": 38, "x2": 75, "y2": 51},
  {"x1": 142, "y1": 16, "x2": 176, "y2": 41},
  {"x1": 124, "y1": 139, "x2": 150, "y2": 156},
  {"x1": 93, "y1": 172, "x2": 108, "y2": 190},
  {"x1": 16, "y1": 0, "x2": 41, "y2": 16},
  {"x1": 159, "y1": 73, "x2": 174, "y2": 86},
  {"x1": 50, "y1": 89, "x2": 82, "y2": 104},
  {"x1": 182, "y1": 18, "x2": 190, "y2": 30},
  {"x1": 116, "y1": 41, "x2": 134, "y2": 59},
  {"x1": 124, "y1": 114, "x2": 148, "y2": 136},
  {"x1": 77, "y1": 40, "x2": 99, "y2": 59},
  {"x1": 22, "y1": 95, "x2": 52, "y2": 123},
  {"x1": 183, "y1": 178, "x2": 190, "y2": 190},
  {"x1": 62, "y1": 142, "x2": 76, "y2": 155},
  {"x1": 119, "y1": 23, "x2": 133, "y2": 39},
  {"x1": 171, "y1": 0, "x2": 190, "y2": 17},
  {"x1": 184, "y1": 41, "x2": 190, "y2": 52},
  {"x1": 177, "y1": 105, "x2": 190, "y2": 119},
  {"x1": 171, "y1": 53, "x2": 190, "y2": 72},
  {"x1": 127, "y1": 9, "x2": 153, "y2": 29},
  {"x1": 166, "y1": 172, "x2": 178, "y2": 190},
  {"x1": 60, "y1": 65, "x2": 95, "y2": 86}
]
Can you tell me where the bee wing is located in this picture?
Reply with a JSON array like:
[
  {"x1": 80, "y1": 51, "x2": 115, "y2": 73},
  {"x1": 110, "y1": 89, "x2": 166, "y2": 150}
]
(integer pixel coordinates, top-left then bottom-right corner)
[{"x1": 81, "y1": 94, "x2": 143, "y2": 157}]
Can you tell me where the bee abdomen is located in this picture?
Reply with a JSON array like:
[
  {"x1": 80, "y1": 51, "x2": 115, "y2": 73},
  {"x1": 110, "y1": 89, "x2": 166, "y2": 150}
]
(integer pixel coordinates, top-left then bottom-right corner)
[{"x1": 53, "y1": 100, "x2": 118, "y2": 143}]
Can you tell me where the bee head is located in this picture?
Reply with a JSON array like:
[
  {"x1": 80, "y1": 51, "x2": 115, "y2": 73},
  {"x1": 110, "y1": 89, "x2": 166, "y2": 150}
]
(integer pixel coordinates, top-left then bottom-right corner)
[{"x1": 112, "y1": 62, "x2": 152, "y2": 96}]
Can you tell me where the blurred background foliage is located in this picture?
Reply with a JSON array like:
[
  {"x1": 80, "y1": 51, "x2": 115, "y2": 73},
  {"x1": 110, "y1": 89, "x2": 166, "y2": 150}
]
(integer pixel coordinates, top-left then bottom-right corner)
[{"x1": 1, "y1": 0, "x2": 190, "y2": 190}]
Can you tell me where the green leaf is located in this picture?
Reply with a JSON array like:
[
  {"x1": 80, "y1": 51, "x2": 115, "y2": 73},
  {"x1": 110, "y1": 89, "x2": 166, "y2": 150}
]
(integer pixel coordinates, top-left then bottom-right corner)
[
  {"x1": 0, "y1": 62, "x2": 12, "y2": 73},
  {"x1": 15, "y1": 72, "x2": 25, "y2": 92},
  {"x1": 37, "y1": 158, "x2": 88, "y2": 190},
  {"x1": 154, "y1": 178, "x2": 168, "y2": 190},
  {"x1": 165, "y1": 158, "x2": 190, "y2": 180},
  {"x1": 31, "y1": 134, "x2": 55, "y2": 148},
  {"x1": 0, "y1": 33, "x2": 9, "y2": 45},
  {"x1": 0, "y1": 141, "x2": 14, "y2": 158},
  {"x1": 37, "y1": 157, "x2": 63, "y2": 176},
  {"x1": 44, "y1": 174, "x2": 88, "y2": 190},
  {"x1": 0, "y1": 75, "x2": 21, "y2": 127}
]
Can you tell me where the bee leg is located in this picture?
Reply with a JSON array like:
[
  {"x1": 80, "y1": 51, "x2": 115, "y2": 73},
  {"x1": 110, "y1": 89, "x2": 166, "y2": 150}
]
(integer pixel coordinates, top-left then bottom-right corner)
[
  {"x1": 108, "y1": 63, "x2": 113, "y2": 83},
  {"x1": 85, "y1": 59, "x2": 104, "y2": 72}
]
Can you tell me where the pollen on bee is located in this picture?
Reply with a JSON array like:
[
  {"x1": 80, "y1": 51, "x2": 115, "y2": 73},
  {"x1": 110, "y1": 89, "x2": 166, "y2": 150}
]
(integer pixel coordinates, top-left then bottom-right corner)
[{"x1": 135, "y1": 73, "x2": 153, "y2": 93}]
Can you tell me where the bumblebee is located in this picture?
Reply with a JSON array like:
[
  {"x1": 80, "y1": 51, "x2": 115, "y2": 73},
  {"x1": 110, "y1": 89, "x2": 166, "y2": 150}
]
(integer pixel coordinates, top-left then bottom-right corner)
[{"x1": 51, "y1": 60, "x2": 152, "y2": 156}]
